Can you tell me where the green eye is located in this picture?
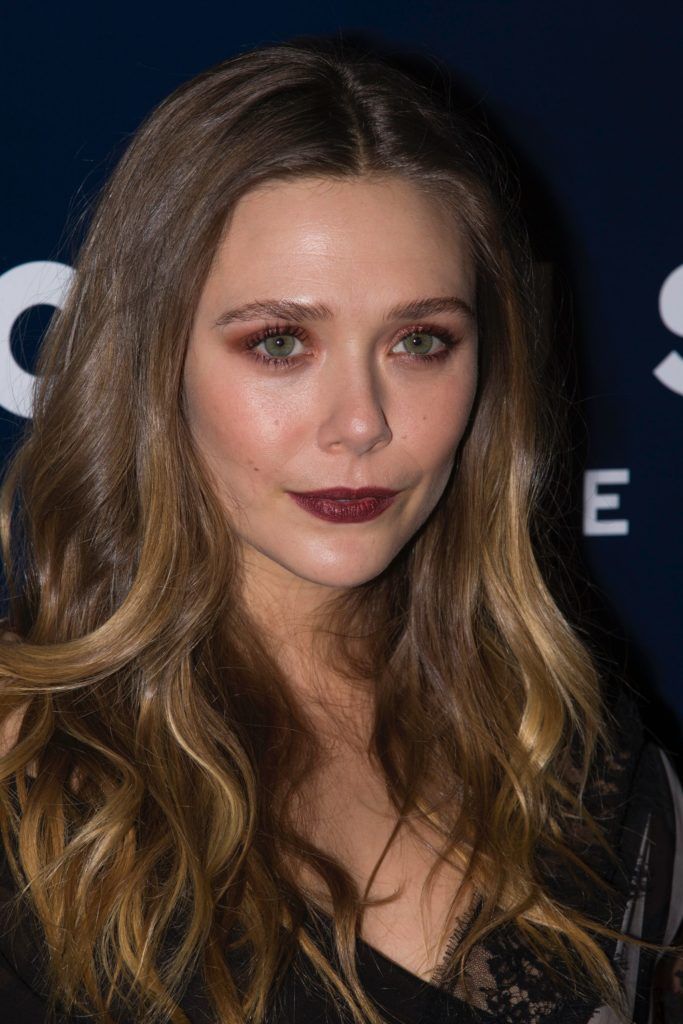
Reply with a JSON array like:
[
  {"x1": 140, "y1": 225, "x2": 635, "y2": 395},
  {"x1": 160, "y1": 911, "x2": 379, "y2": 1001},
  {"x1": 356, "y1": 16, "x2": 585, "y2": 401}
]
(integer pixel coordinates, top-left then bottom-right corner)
[
  {"x1": 262, "y1": 334, "x2": 297, "y2": 358},
  {"x1": 400, "y1": 332, "x2": 436, "y2": 355}
]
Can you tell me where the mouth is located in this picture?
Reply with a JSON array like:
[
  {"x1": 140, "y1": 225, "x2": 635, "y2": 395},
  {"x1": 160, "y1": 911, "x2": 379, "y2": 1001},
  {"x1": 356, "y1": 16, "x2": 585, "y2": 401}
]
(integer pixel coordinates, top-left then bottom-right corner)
[{"x1": 287, "y1": 488, "x2": 399, "y2": 523}]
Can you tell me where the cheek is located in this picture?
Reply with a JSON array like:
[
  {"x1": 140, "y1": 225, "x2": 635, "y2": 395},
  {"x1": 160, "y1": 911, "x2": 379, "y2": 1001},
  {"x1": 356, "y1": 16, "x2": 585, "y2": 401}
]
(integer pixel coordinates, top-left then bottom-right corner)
[
  {"x1": 184, "y1": 368, "x2": 296, "y2": 482},
  {"x1": 397, "y1": 371, "x2": 477, "y2": 470}
]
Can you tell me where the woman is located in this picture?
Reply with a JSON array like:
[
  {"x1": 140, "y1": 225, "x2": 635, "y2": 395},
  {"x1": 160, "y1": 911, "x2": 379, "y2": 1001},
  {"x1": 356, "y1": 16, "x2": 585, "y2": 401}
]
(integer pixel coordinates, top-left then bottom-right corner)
[{"x1": 0, "y1": 36, "x2": 680, "y2": 1024}]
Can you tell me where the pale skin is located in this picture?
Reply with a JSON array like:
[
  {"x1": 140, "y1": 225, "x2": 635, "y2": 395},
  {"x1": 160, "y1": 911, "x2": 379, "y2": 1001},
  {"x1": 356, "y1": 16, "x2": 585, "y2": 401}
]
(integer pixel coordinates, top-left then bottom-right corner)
[
  {"x1": 182, "y1": 174, "x2": 479, "y2": 980},
  {"x1": 184, "y1": 174, "x2": 478, "y2": 702}
]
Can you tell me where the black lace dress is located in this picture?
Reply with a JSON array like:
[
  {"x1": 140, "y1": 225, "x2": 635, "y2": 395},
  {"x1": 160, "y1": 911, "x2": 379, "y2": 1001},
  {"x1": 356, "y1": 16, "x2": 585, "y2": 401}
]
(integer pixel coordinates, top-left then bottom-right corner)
[{"x1": 1, "y1": 686, "x2": 682, "y2": 1023}]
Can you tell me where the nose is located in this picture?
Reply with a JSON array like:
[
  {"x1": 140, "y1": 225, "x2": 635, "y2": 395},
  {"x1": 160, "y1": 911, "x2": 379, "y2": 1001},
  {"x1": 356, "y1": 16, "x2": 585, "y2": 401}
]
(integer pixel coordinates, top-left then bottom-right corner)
[{"x1": 316, "y1": 351, "x2": 393, "y2": 456}]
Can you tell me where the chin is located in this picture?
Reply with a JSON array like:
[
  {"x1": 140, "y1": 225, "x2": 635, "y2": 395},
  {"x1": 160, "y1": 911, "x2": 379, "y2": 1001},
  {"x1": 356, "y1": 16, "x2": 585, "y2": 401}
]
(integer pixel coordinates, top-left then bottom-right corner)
[
  {"x1": 284, "y1": 555, "x2": 393, "y2": 590},
  {"x1": 300, "y1": 568, "x2": 385, "y2": 590}
]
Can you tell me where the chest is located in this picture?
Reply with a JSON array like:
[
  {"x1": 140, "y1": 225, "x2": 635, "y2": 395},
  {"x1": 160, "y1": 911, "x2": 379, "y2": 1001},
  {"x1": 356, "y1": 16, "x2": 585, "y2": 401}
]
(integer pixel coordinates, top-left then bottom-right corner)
[{"x1": 291, "y1": 752, "x2": 470, "y2": 982}]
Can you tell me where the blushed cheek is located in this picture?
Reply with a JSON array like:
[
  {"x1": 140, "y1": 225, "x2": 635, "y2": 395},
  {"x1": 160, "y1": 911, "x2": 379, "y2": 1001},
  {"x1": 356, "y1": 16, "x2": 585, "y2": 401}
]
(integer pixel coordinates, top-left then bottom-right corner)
[
  {"x1": 422, "y1": 411, "x2": 473, "y2": 508},
  {"x1": 408, "y1": 374, "x2": 477, "y2": 473},
  {"x1": 187, "y1": 377, "x2": 296, "y2": 504}
]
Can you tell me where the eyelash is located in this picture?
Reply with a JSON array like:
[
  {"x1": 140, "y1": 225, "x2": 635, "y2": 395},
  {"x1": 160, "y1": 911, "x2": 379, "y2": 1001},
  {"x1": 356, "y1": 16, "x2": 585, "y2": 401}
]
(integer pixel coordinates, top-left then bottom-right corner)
[{"x1": 243, "y1": 322, "x2": 461, "y2": 371}]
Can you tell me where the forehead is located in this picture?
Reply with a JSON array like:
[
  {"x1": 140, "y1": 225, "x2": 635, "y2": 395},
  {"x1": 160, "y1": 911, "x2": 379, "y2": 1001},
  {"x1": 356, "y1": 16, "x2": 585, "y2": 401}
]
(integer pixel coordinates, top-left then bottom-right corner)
[{"x1": 204, "y1": 175, "x2": 475, "y2": 309}]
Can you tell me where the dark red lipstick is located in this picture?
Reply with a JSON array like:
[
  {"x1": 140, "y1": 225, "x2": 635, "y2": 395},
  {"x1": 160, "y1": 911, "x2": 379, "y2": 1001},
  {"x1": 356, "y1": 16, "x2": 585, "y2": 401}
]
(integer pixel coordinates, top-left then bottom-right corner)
[{"x1": 288, "y1": 487, "x2": 399, "y2": 523}]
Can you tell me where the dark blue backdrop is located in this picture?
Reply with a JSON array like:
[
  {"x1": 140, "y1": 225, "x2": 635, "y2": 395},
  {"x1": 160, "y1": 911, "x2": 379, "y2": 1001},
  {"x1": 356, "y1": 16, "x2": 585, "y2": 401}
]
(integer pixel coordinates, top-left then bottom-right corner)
[{"x1": 2, "y1": 2, "x2": 681, "y2": 756}]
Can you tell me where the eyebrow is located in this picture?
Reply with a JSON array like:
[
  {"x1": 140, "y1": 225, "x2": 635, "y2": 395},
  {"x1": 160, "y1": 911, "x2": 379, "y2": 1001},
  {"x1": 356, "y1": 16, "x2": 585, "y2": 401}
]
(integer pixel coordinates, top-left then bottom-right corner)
[{"x1": 213, "y1": 295, "x2": 476, "y2": 328}]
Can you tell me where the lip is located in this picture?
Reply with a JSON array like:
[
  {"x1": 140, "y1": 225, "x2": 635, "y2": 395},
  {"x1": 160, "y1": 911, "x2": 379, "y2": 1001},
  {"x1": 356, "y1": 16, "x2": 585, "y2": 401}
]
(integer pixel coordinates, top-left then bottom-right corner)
[
  {"x1": 288, "y1": 490, "x2": 398, "y2": 523},
  {"x1": 289, "y1": 487, "x2": 399, "y2": 499}
]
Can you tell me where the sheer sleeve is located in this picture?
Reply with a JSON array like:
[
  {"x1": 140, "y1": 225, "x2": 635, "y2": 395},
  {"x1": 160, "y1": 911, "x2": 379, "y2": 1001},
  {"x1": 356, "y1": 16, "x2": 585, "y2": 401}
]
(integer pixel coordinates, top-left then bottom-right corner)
[
  {"x1": 588, "y1": 732, "x2": 683, "y2": 1024},
  {"x1": 649, "y1": 751, "x2": 683, "y2": 1022}
]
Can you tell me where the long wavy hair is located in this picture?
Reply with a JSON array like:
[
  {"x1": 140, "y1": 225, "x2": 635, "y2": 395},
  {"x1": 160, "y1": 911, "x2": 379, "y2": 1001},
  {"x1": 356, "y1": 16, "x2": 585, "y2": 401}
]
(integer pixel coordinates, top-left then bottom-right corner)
[{"x1": 0, "y1": 36, "x2": 647, "y2": 1024}]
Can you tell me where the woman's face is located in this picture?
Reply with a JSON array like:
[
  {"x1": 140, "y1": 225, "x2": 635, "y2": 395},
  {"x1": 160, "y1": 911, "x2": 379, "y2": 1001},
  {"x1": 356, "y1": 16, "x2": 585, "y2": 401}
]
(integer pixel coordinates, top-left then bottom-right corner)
[{"x1": 184, "y1": 174, "x2": 478, "y2": 608}]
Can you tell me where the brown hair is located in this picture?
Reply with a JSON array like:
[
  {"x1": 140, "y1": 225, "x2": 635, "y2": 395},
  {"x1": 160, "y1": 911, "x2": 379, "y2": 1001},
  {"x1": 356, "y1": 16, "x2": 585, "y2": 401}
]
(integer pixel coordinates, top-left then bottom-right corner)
[{"x1": 0, "y1": 36, "x2": 648, "y2": 1024}]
